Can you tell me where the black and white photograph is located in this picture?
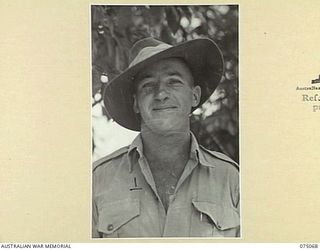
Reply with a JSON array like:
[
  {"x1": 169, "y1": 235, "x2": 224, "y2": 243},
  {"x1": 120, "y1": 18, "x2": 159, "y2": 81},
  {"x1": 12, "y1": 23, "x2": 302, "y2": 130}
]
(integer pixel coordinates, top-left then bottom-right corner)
[
  {"x1": 91, "y1": 5, "x2": 239, "y2": 238},
  {"x1": 2, "y1": 0, "x2": 320, "y2": 246}
]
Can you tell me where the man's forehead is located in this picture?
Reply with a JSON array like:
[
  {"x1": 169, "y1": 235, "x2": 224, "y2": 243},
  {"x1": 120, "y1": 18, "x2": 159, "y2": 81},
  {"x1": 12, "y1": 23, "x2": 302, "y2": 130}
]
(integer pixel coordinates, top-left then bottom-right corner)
[{"x1": 135, "y1": 57, "x2": 192, "y2": 80}]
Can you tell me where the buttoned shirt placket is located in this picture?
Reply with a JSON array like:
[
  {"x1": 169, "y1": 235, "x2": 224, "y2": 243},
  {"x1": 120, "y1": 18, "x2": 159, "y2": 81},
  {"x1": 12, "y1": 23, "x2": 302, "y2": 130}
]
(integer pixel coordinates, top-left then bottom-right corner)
[{"x1": 132, "y1": 139, "x2": 200, "y2": 236}]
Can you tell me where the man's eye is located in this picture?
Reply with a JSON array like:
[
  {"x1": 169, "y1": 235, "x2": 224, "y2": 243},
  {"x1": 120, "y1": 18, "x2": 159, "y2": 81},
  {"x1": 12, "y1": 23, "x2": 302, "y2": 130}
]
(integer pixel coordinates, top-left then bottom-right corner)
[
  {"x1": 169, "y1": 80, "x2": 182, "y2": 85},
  {"x1": 141, "y1": 82, "x2": 154, "y2": 89}
]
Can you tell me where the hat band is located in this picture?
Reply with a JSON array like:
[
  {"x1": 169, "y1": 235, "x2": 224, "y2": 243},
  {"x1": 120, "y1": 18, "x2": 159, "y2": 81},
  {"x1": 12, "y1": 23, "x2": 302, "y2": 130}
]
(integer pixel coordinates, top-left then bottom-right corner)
[{"x1": 129, "y1": 43, "x2": 172, "y2": 68}]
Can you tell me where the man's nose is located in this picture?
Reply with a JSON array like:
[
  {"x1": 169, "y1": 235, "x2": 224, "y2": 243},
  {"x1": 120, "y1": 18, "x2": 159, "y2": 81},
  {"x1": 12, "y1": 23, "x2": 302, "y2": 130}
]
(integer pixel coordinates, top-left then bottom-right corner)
[{"x1": 154, "y1": 82, "x2": 169, "y2": 101}]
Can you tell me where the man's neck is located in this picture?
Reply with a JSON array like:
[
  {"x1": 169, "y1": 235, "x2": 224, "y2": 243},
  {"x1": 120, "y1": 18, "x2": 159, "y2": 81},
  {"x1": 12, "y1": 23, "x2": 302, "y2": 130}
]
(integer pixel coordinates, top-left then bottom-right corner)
[{"x1": 140, "y1": 127, "x2": 191, "y2": 171}]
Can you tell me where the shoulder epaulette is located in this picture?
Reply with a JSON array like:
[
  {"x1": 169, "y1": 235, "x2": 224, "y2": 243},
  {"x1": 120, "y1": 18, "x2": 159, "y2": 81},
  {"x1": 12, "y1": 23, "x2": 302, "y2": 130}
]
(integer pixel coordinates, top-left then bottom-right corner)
[
  {"x1": 92, "y1": 146, "x2": 129, "y2": 172},
  {"x1": 200, "y1": 145, "x2": 239, "y2": 170}
]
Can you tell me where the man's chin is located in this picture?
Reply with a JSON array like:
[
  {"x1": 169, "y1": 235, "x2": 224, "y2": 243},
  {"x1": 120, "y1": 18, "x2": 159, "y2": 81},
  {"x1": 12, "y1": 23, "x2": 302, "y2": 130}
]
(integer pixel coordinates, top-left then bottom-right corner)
[{"x1": 145, "y1": 120, "x2": 187, "y2": 136}]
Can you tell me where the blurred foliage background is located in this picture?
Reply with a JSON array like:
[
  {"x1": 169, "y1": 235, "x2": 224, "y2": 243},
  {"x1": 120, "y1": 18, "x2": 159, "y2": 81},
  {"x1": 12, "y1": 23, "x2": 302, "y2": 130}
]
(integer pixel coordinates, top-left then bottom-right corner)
[{"x1": 91, "y1": 5, "x2": 239, "y2": 162}]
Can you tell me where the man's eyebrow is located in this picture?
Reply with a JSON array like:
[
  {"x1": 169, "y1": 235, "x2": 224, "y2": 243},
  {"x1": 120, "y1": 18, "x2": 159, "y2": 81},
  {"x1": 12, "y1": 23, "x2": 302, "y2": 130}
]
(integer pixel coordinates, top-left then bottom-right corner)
[
  {"x1": 134, "y1": 70, "x2": 184, "y2": 83},
  {"x1": 166, "y1": 71, "x2": 183, "y2": 78}
]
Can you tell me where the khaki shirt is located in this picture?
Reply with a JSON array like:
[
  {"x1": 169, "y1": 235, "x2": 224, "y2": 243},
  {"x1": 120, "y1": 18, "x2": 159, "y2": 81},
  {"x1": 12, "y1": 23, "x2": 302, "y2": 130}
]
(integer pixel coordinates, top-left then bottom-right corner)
[{"x1": 92, "y1": 133, "x2": 240, "y2": 238}]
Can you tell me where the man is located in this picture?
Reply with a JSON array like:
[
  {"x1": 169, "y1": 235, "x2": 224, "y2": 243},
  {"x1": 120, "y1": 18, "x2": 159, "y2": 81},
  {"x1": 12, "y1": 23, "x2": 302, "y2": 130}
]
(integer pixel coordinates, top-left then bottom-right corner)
[{"x1": 92, "y1": 37, "x2": 240, "y2": 237}]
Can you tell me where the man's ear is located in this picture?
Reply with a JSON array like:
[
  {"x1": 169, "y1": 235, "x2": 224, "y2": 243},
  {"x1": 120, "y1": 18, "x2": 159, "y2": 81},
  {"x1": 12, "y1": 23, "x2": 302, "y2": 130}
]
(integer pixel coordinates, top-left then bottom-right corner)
[
  {"x1": 133, "y1": 94, "x2": 140, "y2": 114},
  {"x1": 192, "y1": 85, "x2": 201, "y2": 107}
]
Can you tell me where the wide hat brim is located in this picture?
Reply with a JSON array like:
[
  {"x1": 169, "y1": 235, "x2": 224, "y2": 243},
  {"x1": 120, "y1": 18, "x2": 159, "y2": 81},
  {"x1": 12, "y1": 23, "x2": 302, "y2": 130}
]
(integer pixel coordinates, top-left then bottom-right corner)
[{"x1": 103, "y1": 38, "x2": 224, "y2": 131}]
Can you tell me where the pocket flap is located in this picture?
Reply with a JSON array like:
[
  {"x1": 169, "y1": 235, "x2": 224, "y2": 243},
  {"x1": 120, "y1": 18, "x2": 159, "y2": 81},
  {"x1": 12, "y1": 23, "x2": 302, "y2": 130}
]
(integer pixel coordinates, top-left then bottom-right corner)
[
  {"x1": 192, "y1": 201, "x2": 239, "y2": 230},
  {"x1": 97, "y1": 198, "x2": 140, "y2": 234}
]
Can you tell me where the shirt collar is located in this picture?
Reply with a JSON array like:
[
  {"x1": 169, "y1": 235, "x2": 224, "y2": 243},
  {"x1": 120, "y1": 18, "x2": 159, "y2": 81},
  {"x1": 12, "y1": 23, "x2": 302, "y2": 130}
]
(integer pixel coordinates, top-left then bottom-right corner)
[
  {"x1": 127, "y1": 134, "x2": 144, "y2": 172},
  {"x1": 189, "y1": 132, "x2": 212, "y2": 167},
  {"x1": 128, "y1": 134, "x2": 144, "y2": 157},
  {"x1": 127, "y1": 132, "x2": 212, "y2": 172}
]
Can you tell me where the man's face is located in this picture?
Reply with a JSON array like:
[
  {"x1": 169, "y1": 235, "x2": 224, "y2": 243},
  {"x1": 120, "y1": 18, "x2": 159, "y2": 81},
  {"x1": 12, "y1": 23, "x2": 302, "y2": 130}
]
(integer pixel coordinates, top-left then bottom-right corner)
[{"x1": 133, "y1": 58, "x2": 201, "y2": 135}]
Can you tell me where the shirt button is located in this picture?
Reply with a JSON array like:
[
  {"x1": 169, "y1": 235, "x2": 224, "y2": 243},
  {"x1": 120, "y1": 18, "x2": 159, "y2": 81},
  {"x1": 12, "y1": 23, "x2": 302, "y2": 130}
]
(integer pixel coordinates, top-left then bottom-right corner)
[
  {"x1": 169, "y1": 195, "x2": 175, "y2": 203},
  {"x1": 107, "y1": 224, "x2": 114, "y2": 231}
]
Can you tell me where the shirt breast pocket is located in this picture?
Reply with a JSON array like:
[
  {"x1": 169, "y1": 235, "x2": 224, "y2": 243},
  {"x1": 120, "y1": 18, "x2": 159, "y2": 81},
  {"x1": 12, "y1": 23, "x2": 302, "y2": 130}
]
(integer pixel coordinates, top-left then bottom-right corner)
[
  {"x1": 190, "y1": 200, "x2": 240, "y2": 237},
  {"x1": 97, "y1": 198, "x2": 140, "y2": 238}
]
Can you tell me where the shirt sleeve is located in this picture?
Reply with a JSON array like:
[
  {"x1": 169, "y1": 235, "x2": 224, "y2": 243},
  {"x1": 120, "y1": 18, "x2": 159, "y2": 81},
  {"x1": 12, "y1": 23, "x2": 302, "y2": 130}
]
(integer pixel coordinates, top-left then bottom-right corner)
[
  {"x1": 235, "y1": 179, "x2": 240, "y2": 237},
  {"x1": 229, "y1": 166, "x2": 240, "y2": 237},
  {"x1": 92, "y1": 196, "x2": 101, "y2": 238}
]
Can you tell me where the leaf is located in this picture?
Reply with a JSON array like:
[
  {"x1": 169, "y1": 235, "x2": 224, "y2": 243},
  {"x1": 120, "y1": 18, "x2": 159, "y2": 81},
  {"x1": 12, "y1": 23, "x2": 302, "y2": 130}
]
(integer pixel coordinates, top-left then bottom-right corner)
[
  {"x1": 165, "y1": 6, "x2": 180, "y2": 34},
  {"x1": 179, "y1": 6, "x2": 192, "y2": 20},
  {"x1": 92, "y1": 65, "x2": 102, "y2": 97},
  {"x1": 91, "y1": 6, "x2": 105, "y2": 28},
  {"x1": 160, "y1": 25, "x2": 174, "y2": 44},
  {"x1": 143, "y1": 6, "x2": 165, "y2": 26},
  {"x1": 113, "y1": 7, "x2": 133, "y2": 35},
  {"x1": 191, "y1": 24, "x2": 207, "y2": 35}
]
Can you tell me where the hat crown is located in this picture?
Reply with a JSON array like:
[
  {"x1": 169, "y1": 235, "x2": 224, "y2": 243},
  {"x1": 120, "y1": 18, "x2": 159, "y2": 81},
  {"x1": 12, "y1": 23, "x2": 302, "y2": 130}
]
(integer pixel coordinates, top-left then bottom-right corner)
[{"x1": 129, "y1": 37, "x2": 171, "y2": 65}]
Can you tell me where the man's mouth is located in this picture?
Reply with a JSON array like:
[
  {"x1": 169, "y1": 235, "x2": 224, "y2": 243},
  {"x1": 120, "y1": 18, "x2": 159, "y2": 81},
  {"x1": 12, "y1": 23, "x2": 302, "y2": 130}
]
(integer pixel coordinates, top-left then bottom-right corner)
[{"x1": 153, "y1": 106, "x2": 177, "y2": 111}]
